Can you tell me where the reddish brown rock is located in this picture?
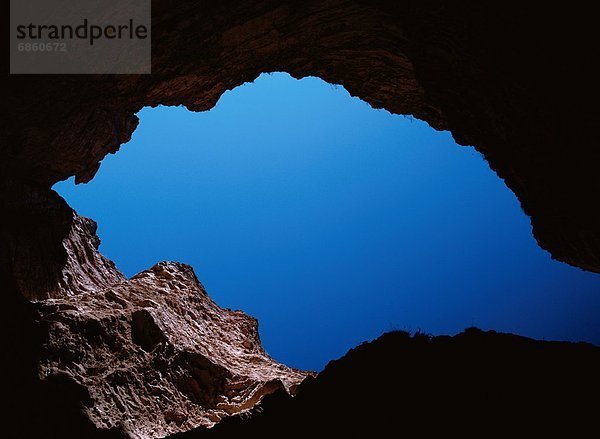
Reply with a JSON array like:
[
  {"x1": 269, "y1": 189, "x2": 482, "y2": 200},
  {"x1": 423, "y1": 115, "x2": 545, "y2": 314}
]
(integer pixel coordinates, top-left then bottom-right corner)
[
  {"x1": 3, "y1": 185, "x2": 309, "y2": 437},
  {"x1": 35, "y1": 229, "x2": 308, "y2": 437},
  {"x1": 1, "y1": 180, "x2": 122, "y2": 301},
  {"x1": 4, "y1": 190, "x2": 312, "y2": 437}
]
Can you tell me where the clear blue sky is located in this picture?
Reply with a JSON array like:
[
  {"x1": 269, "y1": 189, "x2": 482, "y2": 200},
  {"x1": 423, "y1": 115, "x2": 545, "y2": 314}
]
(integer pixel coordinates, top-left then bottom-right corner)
[{"x1": 54, "y1": 72, "x2": 600, "y2": 371}]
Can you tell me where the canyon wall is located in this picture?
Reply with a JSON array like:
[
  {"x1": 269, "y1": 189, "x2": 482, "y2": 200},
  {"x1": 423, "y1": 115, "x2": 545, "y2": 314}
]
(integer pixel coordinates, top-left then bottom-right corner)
[
  {"x1": 2, "y1": 1, "x2": 600, "y2": 437},
  {"x1": 4, "y1": 186, "x2": 308, "y2": 437}
]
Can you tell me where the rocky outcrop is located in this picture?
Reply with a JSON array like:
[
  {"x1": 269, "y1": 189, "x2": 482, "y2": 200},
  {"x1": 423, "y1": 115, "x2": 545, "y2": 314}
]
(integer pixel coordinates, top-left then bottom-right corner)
[
  {"x1": 173, "y1": 329, "x2": 600, "y2": 438},
  {"x1": 1, "y1": 185, "x2": 308, "y2": 438},
  {"x1": 35, "y1": 259, "x2": 308, "y2": 437}
]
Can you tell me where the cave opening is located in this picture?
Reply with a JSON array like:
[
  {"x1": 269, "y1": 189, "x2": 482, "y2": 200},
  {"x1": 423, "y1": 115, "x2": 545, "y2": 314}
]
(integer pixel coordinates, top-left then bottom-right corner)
[{"x1": 53, "y1": 72, "x2": 600, "y2": 371}]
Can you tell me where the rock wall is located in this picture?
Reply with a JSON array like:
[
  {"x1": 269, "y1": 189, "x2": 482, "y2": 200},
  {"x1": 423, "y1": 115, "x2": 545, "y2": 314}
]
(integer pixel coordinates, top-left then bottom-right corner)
[
  {"x1": 36, "y1": 260, "x2": 308, "y2": 437},
  {"x1": 3, "y1": 1, "x2": 600, "y2": 437},
  {"x1": 2, "y1": 185, "x2": 308, "y2": 437},
  {"x1": 4, "y1": 0, "x2": 600, "y2": 273}
]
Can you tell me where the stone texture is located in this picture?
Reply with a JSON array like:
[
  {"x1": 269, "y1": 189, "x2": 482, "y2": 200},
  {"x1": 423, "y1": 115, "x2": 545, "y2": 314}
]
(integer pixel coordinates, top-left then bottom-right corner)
[
  {"x1": 2, "y1": 183, "x2": 308, "y2": 438},
  {"x1": 34, "y1": 240, "x2": 308, "y2": 438},
  {"x1": 1, "y1": 180, "x2": 123, "y2": 300}
]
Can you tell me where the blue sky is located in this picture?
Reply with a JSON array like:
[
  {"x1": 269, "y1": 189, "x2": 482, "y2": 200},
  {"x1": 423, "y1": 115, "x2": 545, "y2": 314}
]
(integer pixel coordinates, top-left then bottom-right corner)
[{"x1": 54, "y1": 72, "x2": 600, "y2": 371}]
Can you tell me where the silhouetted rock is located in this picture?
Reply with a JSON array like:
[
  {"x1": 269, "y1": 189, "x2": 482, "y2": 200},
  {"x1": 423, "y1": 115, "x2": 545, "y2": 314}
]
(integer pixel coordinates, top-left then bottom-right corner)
[
  {"x1": 172, "y1": 328, "x2": 600, "y2": 437},
  {"x1": 3, "y1": 0, "x2": 600, "y2": 271}
]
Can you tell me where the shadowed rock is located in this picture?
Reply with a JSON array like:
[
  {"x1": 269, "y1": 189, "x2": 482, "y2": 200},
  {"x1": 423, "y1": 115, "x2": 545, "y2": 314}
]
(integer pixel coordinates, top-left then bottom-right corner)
[
  {"x1": 172, "y1": 329, "x2": 600, "y2": 438},
  {"x1": 4, "y1": 0, "x2": 600, "y2": 271}
]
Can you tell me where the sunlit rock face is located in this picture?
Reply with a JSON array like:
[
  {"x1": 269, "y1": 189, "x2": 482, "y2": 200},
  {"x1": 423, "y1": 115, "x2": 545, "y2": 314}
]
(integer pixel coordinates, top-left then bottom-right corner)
[
  {"x1": 33, "y1": 220, "x2": 309, "y2": 437},
  {"x1": 0, "y1": 180, "x2": 306, "y2": 438},
  {"x1": 2, "y1": 181, "x2": 309, "y2": 437}
]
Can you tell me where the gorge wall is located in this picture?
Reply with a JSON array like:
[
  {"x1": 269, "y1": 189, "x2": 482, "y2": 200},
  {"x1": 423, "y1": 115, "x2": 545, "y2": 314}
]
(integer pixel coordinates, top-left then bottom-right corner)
[
  {"x1": 3, "y1": 1, "x2": 600, "y2": 437},
  {"x1": 4, "y1": 186, "x2": 309, "y2": 438}
]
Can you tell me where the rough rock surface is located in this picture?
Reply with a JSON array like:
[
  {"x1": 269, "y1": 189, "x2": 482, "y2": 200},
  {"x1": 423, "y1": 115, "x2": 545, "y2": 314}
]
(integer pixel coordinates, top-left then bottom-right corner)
[
  {"x1": 0, "y1": 186, "x2": 309, "y2": 438},
  {"x1": 1, "y1": 180, "x2": 124, "y2": 301},
  {"x1": 35, "y1": 259, "x2": 308, "y2": 437},
  {"x1": 33, "y1": 244, "x2": 308, "y2": 438}
]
